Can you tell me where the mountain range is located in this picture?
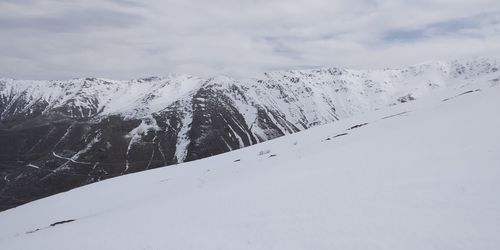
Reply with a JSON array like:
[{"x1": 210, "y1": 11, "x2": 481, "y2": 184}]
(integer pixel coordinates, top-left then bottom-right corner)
[
  {"x1": 0, "y1": 57, "x2": 499, "y2": 211},
  {"x1": 0, "y1": 58, "x2": 499, "y2": 249}
]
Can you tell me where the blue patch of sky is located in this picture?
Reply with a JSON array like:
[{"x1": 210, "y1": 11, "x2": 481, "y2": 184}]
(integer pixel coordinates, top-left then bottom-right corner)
[{"x1": 384, "y1": 11, "x2": 500, "y2": 42}]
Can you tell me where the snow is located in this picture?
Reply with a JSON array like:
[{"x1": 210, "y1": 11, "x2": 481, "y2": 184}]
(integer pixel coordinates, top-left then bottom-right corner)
[
  {"x1": 25, "y1": 164, "x2": 40, "y2": 169},
  {"x1": 0, "y1": 75, "x2": 499, "y2": 249},
  {"x1": 174, "y1": 101, "x2": 194, "y2": 163},
  {"x1": 0, "y1": 75, "x2": 205, "y2": 120}
]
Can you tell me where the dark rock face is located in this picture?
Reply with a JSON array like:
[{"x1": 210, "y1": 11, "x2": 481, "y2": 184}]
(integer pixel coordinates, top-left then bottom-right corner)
[
  {"x1": 0, "y1": 115, "x2": 143, "y2": 210},
  {"x1": 185, "y1": 86, "x2": 258, "y2": 161}
]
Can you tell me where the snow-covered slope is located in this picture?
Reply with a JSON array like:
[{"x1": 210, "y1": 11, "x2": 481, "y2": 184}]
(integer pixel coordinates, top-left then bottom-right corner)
[
  {"x1": 0, "y1": 68, "x2": 499, "y2": 249},
  {"x1": 0, "y1": 58, "x2": 499, "y2": 211}
]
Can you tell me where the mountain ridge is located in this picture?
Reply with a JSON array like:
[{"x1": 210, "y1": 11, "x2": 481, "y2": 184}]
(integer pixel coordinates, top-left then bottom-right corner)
[{"x1": 0, "y1": 57, "x2": 499, "y2": 211}]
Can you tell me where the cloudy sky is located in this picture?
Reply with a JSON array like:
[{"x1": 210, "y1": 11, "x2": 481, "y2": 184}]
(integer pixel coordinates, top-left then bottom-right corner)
[{"x1": 1, "y1": 0, "x2": 499, "y2": 79}]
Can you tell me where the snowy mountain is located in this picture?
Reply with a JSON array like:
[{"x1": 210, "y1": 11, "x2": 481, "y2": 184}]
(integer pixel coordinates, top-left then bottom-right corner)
[
  {"x1": 0, "y1": 65, "x2": 499, "y2": 249},
  {"x1": 0, "y1": 57, "x2": 499, "y2": 211}
]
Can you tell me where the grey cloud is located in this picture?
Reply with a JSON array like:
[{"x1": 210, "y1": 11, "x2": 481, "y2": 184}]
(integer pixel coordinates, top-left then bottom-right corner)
[
  {"x1": 262, "y1": 37, "x2": 303, "y2": 60},
  {"x1": 0, "y1": 0, "x2": 35, "y2": 4},
  {"x1": 108, "y1": 0, "x2": 146, "y2": 8},
  {"x1": 0, "y1": 8, "x2": 145, "y2": 32}
]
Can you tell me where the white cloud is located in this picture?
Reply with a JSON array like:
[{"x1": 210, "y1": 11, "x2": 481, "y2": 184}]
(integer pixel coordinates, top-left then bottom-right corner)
[{"x1": 0, "y1": 0, "x2": 499, "y2": 79}]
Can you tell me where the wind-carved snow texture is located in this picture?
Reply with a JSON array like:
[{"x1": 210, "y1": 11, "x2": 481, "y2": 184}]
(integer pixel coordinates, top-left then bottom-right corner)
[{"x1": 0, "y1": 57, "x2": 499, "y2": 211}]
